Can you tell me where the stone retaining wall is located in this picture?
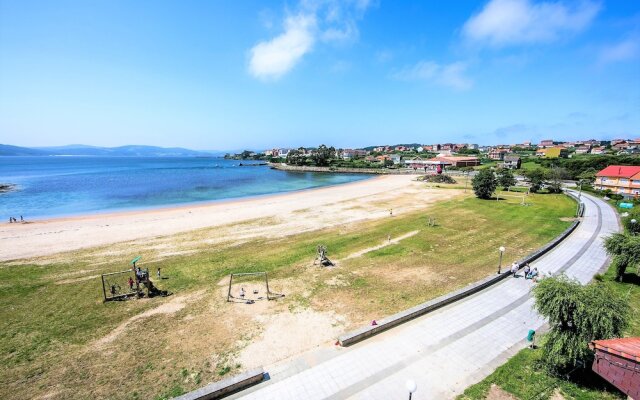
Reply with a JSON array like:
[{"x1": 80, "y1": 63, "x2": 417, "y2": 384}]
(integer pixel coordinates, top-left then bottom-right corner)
[{"x1": 174, "y1": 368, "x2": 265, "y2": 400}]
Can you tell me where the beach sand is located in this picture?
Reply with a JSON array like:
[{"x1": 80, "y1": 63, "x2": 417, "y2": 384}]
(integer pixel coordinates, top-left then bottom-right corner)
[{"x1": 0, "y1": 175, "x2": 458, "y2": 261}]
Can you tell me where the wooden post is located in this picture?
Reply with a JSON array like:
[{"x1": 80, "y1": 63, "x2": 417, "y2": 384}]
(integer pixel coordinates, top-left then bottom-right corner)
[
  {"x1": 265, "y1": 273, "x2": 271, "y2": 300},
  {"x1": 101, "y1": 275, "x2": 107, "y2": 302},
  {"x1": 227, "y1": 274, "x2": 233, "y2": 302}
]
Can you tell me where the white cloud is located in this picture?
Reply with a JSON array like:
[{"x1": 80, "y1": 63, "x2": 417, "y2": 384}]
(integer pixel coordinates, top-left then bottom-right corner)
[
  {"x1": 249, "y1": 14, "x2": 316, "y2": 80},
  {"x1": 248, "y1": 0, "x2": 372, "y2": 80},
  {"x1": 393, "y1": 61, "x2": 473, "y2": 91},
  {"x1": 599, "y1": 37, "x2": 640, "y2": 65},
  {"x1": 463, "y1": 0, "x2": 600, "y2": 48}
]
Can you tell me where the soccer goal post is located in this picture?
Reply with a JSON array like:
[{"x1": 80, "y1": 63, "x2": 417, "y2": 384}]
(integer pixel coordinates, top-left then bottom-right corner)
[{"x1": 226, "y1": 272, "x2": 284, "y2": 302}]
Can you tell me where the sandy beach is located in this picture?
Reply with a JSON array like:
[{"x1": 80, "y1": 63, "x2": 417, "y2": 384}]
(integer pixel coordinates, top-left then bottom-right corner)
[{"x1": 0, "y1": 175, "x2": 458, "y2": 261}]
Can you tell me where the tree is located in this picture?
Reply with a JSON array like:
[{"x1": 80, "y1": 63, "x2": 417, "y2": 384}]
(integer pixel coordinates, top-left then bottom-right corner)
[
  {"x1": 471, "y1": 168, "x2": 497, "y2": 199},
  {"x1": 577, "y1": 168, "x2": 597, "y2": 184},
  {"x1": 312, "y1": 144, "x2": 336, "y2": 166},
  {"x1": 496, "y1": 168, "x2": 516, "y2": 190},
  {"x1": 524, "y1": 168, "x2": 546, "y2": 193},
  {"x1": 604, "y1": 233, "x2": 640, "y2": 281},
  {"x1": 533, "y1": 275, "x2": 629, "y2": 371},
  {"x1": 286, "y1": 149, "x2": 305, "y2": 166},
  {"x1": 546, "y1": 167, "x2": 569, "y2": 193}
]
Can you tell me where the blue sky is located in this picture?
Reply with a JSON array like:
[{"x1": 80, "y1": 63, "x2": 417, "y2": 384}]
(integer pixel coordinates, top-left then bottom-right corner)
[{"x1": 0, "y1": 0, "x2": 638, "y2": 150}]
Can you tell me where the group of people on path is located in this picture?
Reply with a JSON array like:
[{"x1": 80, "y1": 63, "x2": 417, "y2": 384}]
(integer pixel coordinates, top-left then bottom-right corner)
[
  {"x1": 8, "y1": 216, "x2": 24, "y2": 223},
  {"x1": 510, "y1": 262, "x2": 539, "y2": 280}
]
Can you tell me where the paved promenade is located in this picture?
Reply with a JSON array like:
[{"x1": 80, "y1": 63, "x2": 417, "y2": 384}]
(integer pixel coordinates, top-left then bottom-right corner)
[{"x1": 232, "y1": 192, "x2": 617, "y2": 400}]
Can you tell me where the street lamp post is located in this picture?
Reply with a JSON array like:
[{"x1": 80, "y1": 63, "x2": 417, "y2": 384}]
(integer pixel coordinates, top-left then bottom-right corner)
[
  {"x1": 578, "y1": 179, "x2": 583, "y2": 199},
  {"x1": 498, "y1": 246, "x2": 506, "y2": 274},
  {"x1": 405, "y1": 379, "x2": 417, "y2": 400}
]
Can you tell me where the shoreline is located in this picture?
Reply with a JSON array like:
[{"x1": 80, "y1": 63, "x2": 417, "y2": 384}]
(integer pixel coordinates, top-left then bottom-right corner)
[
  {"x1": 11, "y1": 173, "x2": 376, "y2": 223},
  {"x1": 0, "y1": 175, "x2": 422, "y2": 261},
  {"x1": 269, "y1": 163, "x2": 426, "y2": 175}
]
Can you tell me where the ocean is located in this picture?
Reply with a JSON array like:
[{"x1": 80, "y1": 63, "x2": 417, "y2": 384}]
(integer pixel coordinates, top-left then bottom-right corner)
[{"x1": 0, "y1": 157, "x2": 371, "y2": 219}]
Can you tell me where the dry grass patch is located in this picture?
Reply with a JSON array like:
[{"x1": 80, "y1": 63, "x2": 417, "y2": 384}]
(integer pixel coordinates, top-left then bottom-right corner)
[{"x1": 0, "y1": 192, "x2": 574, "y2": 399}]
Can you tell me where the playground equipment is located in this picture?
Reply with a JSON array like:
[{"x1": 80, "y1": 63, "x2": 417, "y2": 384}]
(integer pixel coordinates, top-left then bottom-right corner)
[
  {"x1": 101, "y1": 256, "x2": 169, "y2": 302},
  {"x1": 314, "y1": 245, "x2": 335, "y2": 267},
  {"x1": 226, "y1": 272, "x2": 284, "y2": 303}
]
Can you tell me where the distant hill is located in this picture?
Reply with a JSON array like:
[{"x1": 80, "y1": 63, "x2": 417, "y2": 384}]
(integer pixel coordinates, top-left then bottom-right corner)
[
  {"x1": 0, "y1": 144, "x2": 52, "y2": 156},
  {"x1": 1, "y1": 144, "x2": 217, "y2": 157}
]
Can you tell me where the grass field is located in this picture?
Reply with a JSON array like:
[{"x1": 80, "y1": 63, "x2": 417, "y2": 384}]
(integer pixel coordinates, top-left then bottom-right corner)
[
  {"x1": 458, "y1": 210, "x2": 640, "y2": 400},
  {"x1": 0, "y1": 192, "x2": 575, "y2": 399}
]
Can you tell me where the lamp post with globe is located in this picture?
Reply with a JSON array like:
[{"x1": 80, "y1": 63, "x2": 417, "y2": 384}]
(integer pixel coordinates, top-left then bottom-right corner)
[
  {"x1": 405, "y1": 379, "x2": 417, "y2": 400},
  {"x1": 498, "y1": 246, "x2": 506, "y2": 274}
]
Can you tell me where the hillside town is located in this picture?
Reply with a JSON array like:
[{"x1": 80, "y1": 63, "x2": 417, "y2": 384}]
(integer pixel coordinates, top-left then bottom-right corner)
[{"x1": 227, "y1": 138, "x2": 639, "y2": 171}]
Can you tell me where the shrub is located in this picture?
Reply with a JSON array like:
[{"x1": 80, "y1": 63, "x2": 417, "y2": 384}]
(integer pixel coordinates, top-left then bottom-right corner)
[{"x1": 420, "y1": 175, "x2": 457, "y2": 184}]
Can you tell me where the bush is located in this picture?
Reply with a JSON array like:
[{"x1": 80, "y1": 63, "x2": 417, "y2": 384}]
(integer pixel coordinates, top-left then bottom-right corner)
[
  {"x1": 420, "y1": 175, "x2": 457, "y2": 184},
  {"x1": 472, "y1": 168, "x2": 497, "y2": 199}
]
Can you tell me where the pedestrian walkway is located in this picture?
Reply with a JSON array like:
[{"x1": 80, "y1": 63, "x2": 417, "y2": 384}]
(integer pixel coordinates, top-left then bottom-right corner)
[{"x1": 232, "y1": 192, "x2": 617, "y2": 399}]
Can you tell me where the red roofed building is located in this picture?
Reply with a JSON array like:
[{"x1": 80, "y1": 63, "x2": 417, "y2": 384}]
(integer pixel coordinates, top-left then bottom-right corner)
[
  {"x1": 590, "y1": 337, "x2": 640, "y2": 399},
  {"x1": 595, "y1": 165, "x2": 640, "y2": 197}
]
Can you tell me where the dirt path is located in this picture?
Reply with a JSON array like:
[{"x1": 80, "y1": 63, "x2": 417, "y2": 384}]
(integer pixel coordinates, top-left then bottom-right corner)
[
  {"x1": 340, "y1": 230, "x2": 420, "y2": 261},
  {"x1": 93, "y1": 290, "x2": 206, "y2": 348}
]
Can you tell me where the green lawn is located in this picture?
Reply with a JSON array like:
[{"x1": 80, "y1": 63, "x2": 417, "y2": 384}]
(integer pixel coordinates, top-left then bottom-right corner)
[
  {"x1": 458, "y1": 341, "x2": 624, "y2": 400},
  {"x1": 458, "y1": 209, "x2": 640, "y2": 400},
  {"x1": 0, "y1": 192, "x2": 575, "y2": 400}
]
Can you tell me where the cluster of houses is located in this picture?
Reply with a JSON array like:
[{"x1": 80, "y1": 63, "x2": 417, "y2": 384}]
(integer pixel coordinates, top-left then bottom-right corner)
[
  {"x1": 260, "y1": 138, "x2": 638, "y2": 175},
  {"x1": 488, "y1": 138, "x2": 640, "y2": 160}
]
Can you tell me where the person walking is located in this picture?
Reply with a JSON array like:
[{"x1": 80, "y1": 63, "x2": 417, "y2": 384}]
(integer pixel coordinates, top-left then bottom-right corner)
[
  {"x1": 128, "y1": 277, "x2": 134, "y2": 291},
  {"x1": 157, "y1": 267, "x2": 161, "y2": 279},
  {"x1": 510, "y1": 262, "x2": 519, "y2": 277}
]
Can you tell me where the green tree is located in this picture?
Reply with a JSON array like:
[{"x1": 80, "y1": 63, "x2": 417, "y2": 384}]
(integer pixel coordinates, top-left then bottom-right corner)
[
  {"x1": 604, "y1": 233, "x2": 640, "y2": 281},
  {"x1": 496, "y1": 168, "x2": 516, "y2": 190},
  {"x1": 577, "y1": 168, "x2": 597, "y2": 184},
  {"x1": 524, "y1": 168, "x2": 547, "y2": 193},
  {"x1": 312, "y1": 144, "x2": 336, "y2": 166},
  {"x1": 472, "y1": 168, "x2": 497, "y2": 199},
  {"x1": 286, "y1": 149, "x2": 305, "y2": 166},
  {"x1": 546, "y1": 167, "x2": 570, "y2": 193},
  {"x1": 533, "y1": 275, "x2": 629, "y2": 371}
]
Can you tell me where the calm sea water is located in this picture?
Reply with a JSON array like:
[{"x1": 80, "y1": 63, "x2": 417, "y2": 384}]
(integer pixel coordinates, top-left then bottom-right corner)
[{"x1": 0, "y1": 157, "x2": 371, "y2": 219}]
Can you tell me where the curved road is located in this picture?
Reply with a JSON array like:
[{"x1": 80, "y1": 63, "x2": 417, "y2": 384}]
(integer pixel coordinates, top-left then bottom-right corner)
[{"x1": 230, "y1": 192, "x2": 617, "y2": 400}]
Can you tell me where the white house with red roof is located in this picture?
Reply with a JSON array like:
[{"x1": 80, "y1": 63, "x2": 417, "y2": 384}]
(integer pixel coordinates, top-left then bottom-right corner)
[{"x1": 595, "y1": 165, "x2": 640, "y2": 197}]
